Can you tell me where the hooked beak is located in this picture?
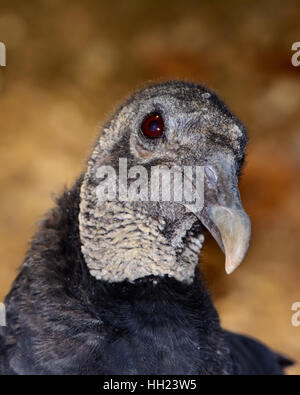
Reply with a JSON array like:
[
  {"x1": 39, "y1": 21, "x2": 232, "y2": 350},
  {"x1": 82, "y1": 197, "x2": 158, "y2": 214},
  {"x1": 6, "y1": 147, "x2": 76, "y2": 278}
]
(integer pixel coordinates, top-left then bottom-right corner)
[
  {"x1": 200, "y1": 203, "x2": 251, "y2": 274},
  {"x1": 185, "y1": 159, "x2": 251, "y2": 274}
]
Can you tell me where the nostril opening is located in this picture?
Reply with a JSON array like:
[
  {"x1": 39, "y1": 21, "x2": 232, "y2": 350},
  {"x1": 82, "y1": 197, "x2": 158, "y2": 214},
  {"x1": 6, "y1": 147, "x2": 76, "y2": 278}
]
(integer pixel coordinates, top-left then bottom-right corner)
[{"x1": 204, "y1": 165, "x2": 218, "y2": 184}]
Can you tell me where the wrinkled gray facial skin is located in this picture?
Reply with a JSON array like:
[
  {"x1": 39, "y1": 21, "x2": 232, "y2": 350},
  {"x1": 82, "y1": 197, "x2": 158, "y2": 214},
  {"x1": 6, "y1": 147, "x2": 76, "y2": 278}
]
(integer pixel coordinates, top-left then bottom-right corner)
[{"x1": 79, "y1": 81, "x2": 250, "y2": 284}]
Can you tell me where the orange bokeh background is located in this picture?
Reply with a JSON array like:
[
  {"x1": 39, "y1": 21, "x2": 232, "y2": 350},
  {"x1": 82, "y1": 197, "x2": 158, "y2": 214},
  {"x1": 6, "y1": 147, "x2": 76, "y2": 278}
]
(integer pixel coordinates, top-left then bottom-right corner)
[{"x1": 0, "y1": 0, "x2": 299, "y2": 374}]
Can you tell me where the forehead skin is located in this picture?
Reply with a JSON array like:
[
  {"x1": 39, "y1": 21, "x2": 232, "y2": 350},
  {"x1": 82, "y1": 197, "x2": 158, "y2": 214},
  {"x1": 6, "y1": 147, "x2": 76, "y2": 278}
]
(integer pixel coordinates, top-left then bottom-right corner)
[{"x1": 127, "y1": 81, "x2": 237, "y2": 120}]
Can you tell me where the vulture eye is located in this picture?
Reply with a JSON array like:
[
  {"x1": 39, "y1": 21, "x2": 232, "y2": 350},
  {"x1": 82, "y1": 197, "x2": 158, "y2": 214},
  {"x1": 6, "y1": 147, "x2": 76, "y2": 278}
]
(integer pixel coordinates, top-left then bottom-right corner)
[{"x1": 141, "y1": 113, "x2": 164, "y2": 139}]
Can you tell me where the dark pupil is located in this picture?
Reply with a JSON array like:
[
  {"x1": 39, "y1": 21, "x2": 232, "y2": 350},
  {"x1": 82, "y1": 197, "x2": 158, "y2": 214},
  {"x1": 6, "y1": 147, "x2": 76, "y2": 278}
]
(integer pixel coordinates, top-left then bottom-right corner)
[
  {"x1": 141, "y1": 113, "x2": 164, "y2": 138},
  {"x1": 148, "y1": 120, "x2": 160, "y2": 132}
]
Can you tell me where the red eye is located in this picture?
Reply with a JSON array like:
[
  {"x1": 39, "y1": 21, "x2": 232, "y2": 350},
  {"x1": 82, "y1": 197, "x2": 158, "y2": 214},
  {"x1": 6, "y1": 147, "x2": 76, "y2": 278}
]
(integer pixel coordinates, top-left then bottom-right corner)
[{"x1": 141, "y1": 113, "x2": 164, "y2": 139}]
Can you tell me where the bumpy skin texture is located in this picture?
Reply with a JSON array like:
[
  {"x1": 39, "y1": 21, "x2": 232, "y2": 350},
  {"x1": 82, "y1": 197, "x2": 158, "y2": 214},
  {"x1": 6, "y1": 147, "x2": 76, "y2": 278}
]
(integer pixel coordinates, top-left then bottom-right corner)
[{"x1": 0, "y1": 81, "x2": 292, "y2": 374}]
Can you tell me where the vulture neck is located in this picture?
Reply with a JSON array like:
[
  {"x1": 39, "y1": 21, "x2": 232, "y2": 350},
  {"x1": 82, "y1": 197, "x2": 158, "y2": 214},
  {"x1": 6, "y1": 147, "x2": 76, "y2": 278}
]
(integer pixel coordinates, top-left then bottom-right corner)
[
  {"x1": 79, "y1": 199, "x2": 204, "y2": 284},
  {"x1": 61, "y1": 185, "x2": 232, "y2": 374}
]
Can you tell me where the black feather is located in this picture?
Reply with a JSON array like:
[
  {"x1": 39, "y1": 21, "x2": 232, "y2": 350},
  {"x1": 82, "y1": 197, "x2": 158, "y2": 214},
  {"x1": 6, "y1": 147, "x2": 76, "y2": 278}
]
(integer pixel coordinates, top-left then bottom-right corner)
[{"x1": 0, "y1": 181, "x2": 291, "y2": 374}]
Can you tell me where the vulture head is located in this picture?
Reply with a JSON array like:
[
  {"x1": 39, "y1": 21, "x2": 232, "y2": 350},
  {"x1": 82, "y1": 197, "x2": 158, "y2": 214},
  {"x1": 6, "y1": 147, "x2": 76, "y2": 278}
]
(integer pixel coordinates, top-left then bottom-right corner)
[{"x1": 79, "y1": 81, "x2": 251, "y2": 284}]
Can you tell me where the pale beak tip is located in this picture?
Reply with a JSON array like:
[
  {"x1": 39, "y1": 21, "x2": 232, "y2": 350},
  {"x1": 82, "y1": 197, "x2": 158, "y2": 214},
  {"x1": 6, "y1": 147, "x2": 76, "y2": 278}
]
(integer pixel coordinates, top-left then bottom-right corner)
[
  {"x1": 225, "y1": 257, "x2": 240, "y2": 275},
  {"x1": 225, "y1": 265, "x2": 235, "y2": 275}
]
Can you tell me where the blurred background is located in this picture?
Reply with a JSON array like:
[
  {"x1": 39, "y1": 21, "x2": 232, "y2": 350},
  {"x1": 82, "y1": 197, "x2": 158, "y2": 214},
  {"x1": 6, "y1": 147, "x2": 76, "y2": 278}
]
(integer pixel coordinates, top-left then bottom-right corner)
[{"x1": 0, "y1": 0, "x2": 299, "y2": 374}]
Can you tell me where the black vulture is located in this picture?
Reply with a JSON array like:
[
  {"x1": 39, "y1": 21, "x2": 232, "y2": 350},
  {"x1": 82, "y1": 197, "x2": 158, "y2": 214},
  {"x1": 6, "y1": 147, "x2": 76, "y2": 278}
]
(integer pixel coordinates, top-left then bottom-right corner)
[{"x1": 0, "y1": 81, "x2": 292, "y2": 374}]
